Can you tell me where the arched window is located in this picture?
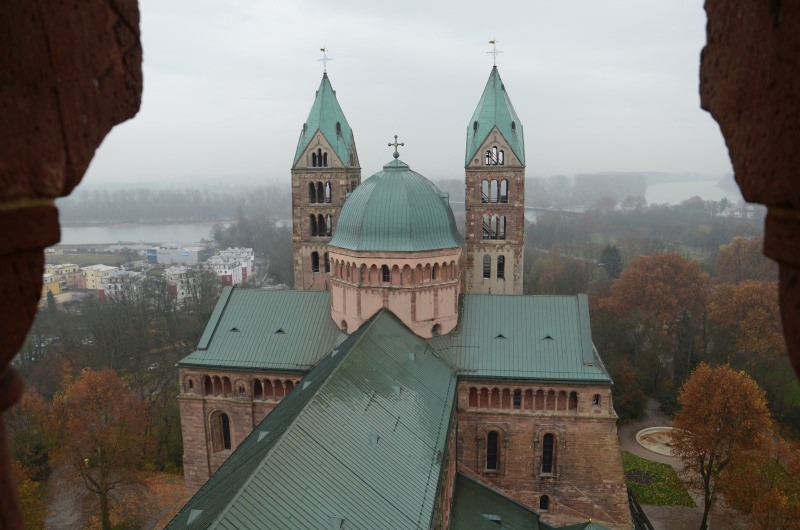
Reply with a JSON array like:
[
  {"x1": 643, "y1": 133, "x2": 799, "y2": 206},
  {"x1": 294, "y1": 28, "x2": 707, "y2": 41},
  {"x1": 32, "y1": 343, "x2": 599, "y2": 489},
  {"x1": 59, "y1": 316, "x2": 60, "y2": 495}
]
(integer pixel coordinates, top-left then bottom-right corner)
[
  {"x1": 490, "y1": 180, "x2": 498, "y2": 202},
  {"x1": 432, "y1": 263, "x2": 439, "y2": 280},
  {"x1": 317, "y1": 182, "x2": 324, "y2": 203},
  {"x1": 264, "y1": 380, "x2": 273, "y2": 400},
  {"x1": 546, "y1": 390, "x2": 556, "y2": 410},
  {"x1": 324, "y1": 252, "x2": 330, "y2": 273},
  {"x1": 285, "y1": 380, "x2": 294, "y2": 393},
  {"x1": 557, "y1": 391, "x2": 567, "y2": 410},
  {"x1": 308, "y1": 181, "x2": 316, "y2": 203},
  {"x1": 310, "y1": 215, "x2": 318, "y2": 236},
  {"x1": 535, "y1": 389, "x2": 545, "y2": 410},
  {"x1": 311, "y1": 252, "x2": 320, "y2": 273},
  {"x1": 513, "y1": 389, "x2": 522, "y2": 409},
  {"x1": 211, "y1": 412, "x2": 232, "y2": 453},
  {"x1": 322, "y1": 152, "x2": 328, "y2": 166},
  {"x1": 325, "y1": 215, "x2": 332, "y2": 236},
  {"x1": 316, "y1": 148, "x2": 323, "y2": 167},
  {"x1": 222, "y1": 377, "x2": 232, "y2": 396},
  {"x1": 275, "y1": 380, "x2": 284, "y2": 398},
  {"x1": 500, "y1": 179, "x2": 508, "y2": 203},
  {"x1": 325, "y1": 182, "x2": 332, "y2": 203},
  {"x1": 381, "y1": 265, "x2": 390, "y2": 283},
  {"x1": 497, "y1": 256, "x2": 505, "y2": 280},
  {"x1": 490, "y1": 215, "x2": 499, "y2": 239},
  {"x1": 542, "y1": 433, "x2": 555, "y2": 475},
  {"x1": 483, "y1": 255, "x2": 491, "y2": 279},
  {"x1": 317, "y1": 215, "x2": 325, "y2": 236},
  {"x1": 593, "y1": 393, "x2": 601, "y2": 406},
  {"x1": 311, "y1": 152, "x2": 318, "y2": 167},
  {"x1": 203, "y1": 376, "x2": 212, "y2": 396},
  {"x1": 253, "y1": 379, "x2": 263, "y2": 400},
  {"x1": 469, "y1": 388, "x2": 478, "y2": 407},
  {"x1": 486, "y1": 431, "x2": 499, "y2": 471},
  {"x1": 498, "y1": 149, "x2": 504, "y2": 165},
  {"x1": 482, "y1": 215, "x2": 491, "y2": 239},
  {"x1": 569, "y1": 391, "x2": 578, "y2": 411},
  {"x1": 498, "y1": 216, "x2": 506, "y2": 240},
  {"x1": 501, "y1": 389, "x2": 511, "y2": 408},
  {"x1": 524, "y1": 389, "x2": 533, "y2": 409},
  {"x1": 213, "y1": 376, "x2": 222, "y2": 396},
  {"x1": 539, "y1": 495, "x2": 549, "y2": 511},
  {"x1": 479, "y1": 388, "x2": 489, "y2": 408},
  {"x1": 481, "y1": 180, "x2": 490, "y2": 203},
  {"x1": 490, "y1": 388, "x2": 500, "y2": 408}
]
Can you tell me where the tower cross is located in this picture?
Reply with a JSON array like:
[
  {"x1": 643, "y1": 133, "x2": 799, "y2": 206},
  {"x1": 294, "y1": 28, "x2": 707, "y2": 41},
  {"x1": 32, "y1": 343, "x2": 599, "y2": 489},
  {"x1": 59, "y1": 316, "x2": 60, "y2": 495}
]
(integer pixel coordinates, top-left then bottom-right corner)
[
  {"x1": 487, "y1": 39, "x2": 503, "y2": 66},
  {"x1": 388, "y1": 135, "x2": 404, "y2": 159},
  {"x1": 318, "y1": 47, "x2": 333, "y2": 73}
]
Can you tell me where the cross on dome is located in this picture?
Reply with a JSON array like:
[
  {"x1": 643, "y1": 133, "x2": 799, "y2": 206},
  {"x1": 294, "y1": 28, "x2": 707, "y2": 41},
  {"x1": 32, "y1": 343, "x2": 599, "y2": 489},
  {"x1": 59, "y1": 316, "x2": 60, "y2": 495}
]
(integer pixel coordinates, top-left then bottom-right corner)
[
  {"x1": 388, "y1": 135, "x2": 404, "y2": 159},
  {"x1": 487, "y1": 39, "x2": 503, "y2": 66},
  {"x1": 318, "y1": 47, "x2": 333, "y2": 73}
]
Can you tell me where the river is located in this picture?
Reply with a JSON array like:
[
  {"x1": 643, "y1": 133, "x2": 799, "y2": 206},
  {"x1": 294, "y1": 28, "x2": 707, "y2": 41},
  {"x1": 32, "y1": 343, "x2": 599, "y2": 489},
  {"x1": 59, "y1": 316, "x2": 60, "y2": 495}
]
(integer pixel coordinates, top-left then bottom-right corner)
[
  {"x1": 59, "y1": 221, "x2": 225, "y2": 246},
  {"x1": 645, "y1": 180, "x2": 742, "y2": 205}
]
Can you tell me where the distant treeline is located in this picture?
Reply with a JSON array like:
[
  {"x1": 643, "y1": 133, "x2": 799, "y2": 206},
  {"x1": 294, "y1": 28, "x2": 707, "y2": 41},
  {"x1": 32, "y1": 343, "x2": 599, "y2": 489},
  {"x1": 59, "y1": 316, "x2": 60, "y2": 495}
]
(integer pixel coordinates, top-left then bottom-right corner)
[{"x1": 57, "y1": 186, "x2": 292, "y2": 225}]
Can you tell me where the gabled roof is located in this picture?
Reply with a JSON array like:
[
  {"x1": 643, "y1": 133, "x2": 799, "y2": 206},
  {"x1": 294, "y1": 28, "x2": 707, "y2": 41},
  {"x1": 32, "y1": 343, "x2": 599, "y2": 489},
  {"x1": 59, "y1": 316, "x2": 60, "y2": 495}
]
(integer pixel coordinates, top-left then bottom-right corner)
[
  {"x1": 450, "y1": 473, "x2": 556, "y2": 530},
  {"x1": 293, "y1": 73, "x2": 357, "y2": 167},
  {"x1": 178, "y1": 288, "x2": 345, "y2": 371},
  {"x1": 429, "y1": 294, "x2": 611, "y2": 383},
  {"x1": 168, "y1": 310, "x2": 457, "y2": 529},
  {"x1": 465, "y1": 66, "x2": 525, "y2": 166},
  {"x1": 329, "y1": 158, "x2": 463, "y2": 252}
]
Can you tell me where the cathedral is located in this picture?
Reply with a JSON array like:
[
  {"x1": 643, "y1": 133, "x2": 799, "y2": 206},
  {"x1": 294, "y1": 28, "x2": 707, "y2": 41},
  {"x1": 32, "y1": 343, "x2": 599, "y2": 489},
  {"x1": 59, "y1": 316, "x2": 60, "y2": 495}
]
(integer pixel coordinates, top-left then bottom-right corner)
[{"x1": 168, "y1": 64, "x2": 632, "y2": 529}]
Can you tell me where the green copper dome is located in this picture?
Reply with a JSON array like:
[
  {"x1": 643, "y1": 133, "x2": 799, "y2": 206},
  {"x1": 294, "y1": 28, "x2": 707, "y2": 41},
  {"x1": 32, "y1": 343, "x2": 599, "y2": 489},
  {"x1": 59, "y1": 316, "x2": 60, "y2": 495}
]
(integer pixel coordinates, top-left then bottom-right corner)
[{"x1": 329, "y1": 159, "x2": 463, "y2": 252}]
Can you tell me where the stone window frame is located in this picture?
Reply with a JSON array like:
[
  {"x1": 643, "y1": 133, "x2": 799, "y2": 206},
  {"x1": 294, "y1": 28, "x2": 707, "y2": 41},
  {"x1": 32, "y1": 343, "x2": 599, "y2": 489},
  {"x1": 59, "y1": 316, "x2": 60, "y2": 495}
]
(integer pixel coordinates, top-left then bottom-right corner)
[
  {"x1": 476, "y1": 423, "x2": 508, "y2": 476},
  {"x1": 209, "y1": 410, "x2": 232, "y2": 454},
  {"x1": 533, "y1": 425, "x2": 567, "y2": 480}
]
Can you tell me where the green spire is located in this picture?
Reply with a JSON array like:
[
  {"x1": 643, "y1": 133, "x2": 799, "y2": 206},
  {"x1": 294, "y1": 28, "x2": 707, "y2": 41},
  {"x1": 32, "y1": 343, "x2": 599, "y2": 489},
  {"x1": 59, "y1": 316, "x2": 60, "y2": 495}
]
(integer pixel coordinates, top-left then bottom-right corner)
[
  {"x1": 465, "y1": 66, "x2": 525, "y2": 166},
  {"x1": 293, "y1": 73, "x2": 356, "y2": 167}
]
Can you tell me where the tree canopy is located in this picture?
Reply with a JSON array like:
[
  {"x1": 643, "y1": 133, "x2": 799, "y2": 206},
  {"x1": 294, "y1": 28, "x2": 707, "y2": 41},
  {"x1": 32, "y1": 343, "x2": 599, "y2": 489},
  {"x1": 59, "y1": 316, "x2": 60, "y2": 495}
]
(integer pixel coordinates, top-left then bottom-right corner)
[
  {"x1": 53, "y1": 368, "x2": 148, "y2": 530},
  {"x1": 672, "y1": 363, "x2": 772, "y2": 530}
]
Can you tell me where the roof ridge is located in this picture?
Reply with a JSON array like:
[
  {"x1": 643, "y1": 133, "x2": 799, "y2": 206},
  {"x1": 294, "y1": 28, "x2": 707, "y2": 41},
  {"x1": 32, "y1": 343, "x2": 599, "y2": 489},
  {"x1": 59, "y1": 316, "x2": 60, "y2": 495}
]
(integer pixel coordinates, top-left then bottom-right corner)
[{"x1": 206, "y1": 315, "x2": 383, "y2": 527}]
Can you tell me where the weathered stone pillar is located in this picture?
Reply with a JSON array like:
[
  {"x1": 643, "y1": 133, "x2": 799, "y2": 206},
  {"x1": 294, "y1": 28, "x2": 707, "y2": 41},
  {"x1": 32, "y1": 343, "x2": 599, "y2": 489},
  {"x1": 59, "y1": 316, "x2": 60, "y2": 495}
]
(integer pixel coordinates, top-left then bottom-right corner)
[
  {"x1": 701, "y1": 0, "x2": 800, "y2": 377},
  {"x1": 0, "y1": 1, "x2": 142, "y2": 527}
]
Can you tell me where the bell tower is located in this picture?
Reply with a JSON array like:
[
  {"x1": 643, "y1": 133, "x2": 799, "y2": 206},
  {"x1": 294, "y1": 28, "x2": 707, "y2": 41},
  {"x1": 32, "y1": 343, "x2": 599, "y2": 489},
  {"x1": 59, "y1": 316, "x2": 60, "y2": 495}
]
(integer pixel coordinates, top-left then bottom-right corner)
[
  {"x1": 291, "y1": 66, "x2": 360, "y2": 290},
  {"x1": 464, "y1": 65, "x2": 526, "y2": 294}
]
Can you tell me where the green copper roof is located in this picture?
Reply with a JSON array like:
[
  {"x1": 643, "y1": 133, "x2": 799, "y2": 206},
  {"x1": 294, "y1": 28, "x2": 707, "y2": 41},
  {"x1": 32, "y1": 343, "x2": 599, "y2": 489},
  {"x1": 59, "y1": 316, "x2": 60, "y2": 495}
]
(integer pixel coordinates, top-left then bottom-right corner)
[
  {"x1": 179, "y1": 287, "x2": 345, "y2": 371},
  {"x1": 168, "y1": 310, "x2": 456, "y2": 530},
  {"x1": 293, "y1": 73, "x2": 356, "y2": 167},
  {"x1": 450, "y1": 473, "x2": 556, "y2": 530},
  {"x1": 429, "y1": 294, "x2": 611, "y2": 382},
  {"x1": 465, "y1": 66, "x2": 525, "y2": 166},
  {"x1": 329, "y1": 158, "x2": 463, "y2": 252}
]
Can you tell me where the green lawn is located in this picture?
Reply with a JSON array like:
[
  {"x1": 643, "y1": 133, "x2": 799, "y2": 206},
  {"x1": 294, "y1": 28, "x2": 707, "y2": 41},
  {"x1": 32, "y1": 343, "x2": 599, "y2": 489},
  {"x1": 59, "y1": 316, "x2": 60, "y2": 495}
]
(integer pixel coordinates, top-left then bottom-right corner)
[{"x1": 621, "y1": 451, "x2": 695, "y2": 506}]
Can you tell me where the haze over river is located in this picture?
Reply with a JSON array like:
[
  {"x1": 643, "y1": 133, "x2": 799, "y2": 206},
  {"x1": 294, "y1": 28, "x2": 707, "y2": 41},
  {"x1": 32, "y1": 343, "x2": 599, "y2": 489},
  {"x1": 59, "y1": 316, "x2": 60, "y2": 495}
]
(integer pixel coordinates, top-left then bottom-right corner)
[{"x1": 59, "y1": 222, "x2": 222, "y2": 246}]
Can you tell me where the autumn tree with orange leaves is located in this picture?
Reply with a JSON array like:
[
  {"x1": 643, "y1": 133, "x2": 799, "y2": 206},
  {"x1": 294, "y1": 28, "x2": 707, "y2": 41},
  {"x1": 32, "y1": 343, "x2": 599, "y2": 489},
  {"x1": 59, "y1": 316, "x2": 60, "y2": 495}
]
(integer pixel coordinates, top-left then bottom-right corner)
[
  {"x1": 709, "y1": 280, "x2": 784, "y2": 366},
  {"x1": 52, "y1": 368, "x2": 148, "y2": 530},
  {"x1": 715, "y1": 236, "x2": 776, "y2": 284},
  {"x1": 672, "y1": 363, "x2": 772, "y2": 530},
  {"x1": 721, "y1": 439, "x2": 800, "y2": 530},
  {"x1": 599, "y1": 252, "x2": 709, "y2": 390}
]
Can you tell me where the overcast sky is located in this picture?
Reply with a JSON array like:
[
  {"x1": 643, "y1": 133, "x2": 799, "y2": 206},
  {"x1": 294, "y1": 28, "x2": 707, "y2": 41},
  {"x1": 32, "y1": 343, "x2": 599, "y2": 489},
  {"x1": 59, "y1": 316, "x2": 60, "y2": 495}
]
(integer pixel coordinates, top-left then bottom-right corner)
[{"x1": 82, "y1": 0, "x2": 732, "y2": 188}]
